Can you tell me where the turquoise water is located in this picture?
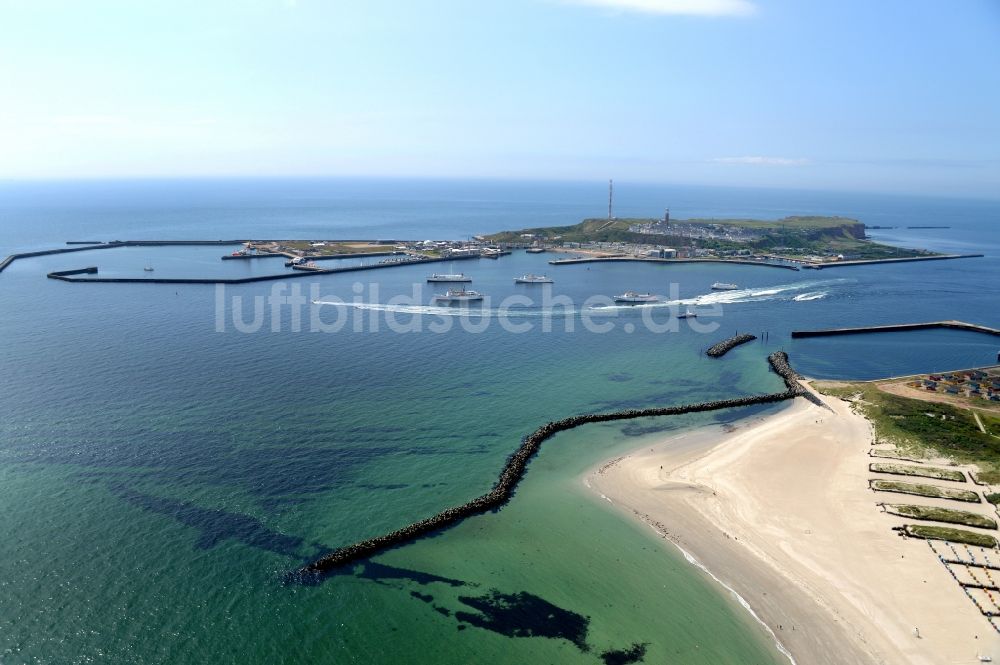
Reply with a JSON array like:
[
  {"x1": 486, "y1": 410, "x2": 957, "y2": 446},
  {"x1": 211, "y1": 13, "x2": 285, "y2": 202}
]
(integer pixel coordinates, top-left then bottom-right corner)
[{"x1": 1, "y1": 179, "x2": 998, "y2": 663}]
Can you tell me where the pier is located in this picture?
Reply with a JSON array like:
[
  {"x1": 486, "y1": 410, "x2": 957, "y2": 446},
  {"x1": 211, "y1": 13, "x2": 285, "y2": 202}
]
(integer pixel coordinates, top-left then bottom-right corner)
[
  {"x1": 801, "y1": 253, "x2": 982, "y2": 270},
  {"x1": 546, "y1": 256, "x2": 799, "y2": 271},
  {"x1": 294, "y1": 351, "x2": 807, "y2": 578},
  {"x1": 791, "y1": 320, "x2": 1000, "y2": 339}
]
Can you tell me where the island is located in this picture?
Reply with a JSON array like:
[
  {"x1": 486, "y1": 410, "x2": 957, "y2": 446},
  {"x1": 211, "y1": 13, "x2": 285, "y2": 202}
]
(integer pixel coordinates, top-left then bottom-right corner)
[{"x1": 484, "y1": 215, "x2": 978, "y2": 268}]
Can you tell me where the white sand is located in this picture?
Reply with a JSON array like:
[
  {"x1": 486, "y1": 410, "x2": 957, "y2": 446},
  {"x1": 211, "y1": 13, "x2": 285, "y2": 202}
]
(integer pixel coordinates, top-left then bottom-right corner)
[{"x1": 587, "y1": 385, "x2": 1000, "y2": 665}]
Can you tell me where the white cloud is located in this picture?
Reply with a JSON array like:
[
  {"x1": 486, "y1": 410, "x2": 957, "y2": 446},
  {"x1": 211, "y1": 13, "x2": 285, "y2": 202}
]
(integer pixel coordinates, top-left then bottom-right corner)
[
  {"x1": 712, "y1": 156, "x2": 809, "y2": 166},
  {"x1": 560, "y1": 0, "x2": 755, "y2": 17}
]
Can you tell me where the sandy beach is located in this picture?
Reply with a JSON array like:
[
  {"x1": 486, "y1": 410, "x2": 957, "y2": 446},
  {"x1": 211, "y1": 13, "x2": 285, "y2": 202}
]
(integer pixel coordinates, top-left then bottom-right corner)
[{"x1": 587, "y1": 384, "x2": 1000, "y2": 665}]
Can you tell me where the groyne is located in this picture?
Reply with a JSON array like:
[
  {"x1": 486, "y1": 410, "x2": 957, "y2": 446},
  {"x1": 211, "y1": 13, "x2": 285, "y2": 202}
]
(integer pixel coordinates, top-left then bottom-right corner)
[
  {"x1": 296, "y1": 352, "x2": 806, "y2": 577},
  {"x1": 547, "y1": 256, "x2": 799, "y2": 271},
  {"x1": 801, "y1": 254, "x2": 982, "y2": 269},
  {"x1": 706, "y1": 333, "x2": 758, "y2": 358},
  {"x1": 791, "y1": 320, "x2": 1000, "y2": 339}
]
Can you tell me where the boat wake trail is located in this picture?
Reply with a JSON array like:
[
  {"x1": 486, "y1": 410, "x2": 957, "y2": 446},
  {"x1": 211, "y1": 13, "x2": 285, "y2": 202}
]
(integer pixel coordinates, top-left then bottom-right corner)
[{"x1": 312, "y1": 278, "x2": 848, "y2": 317}]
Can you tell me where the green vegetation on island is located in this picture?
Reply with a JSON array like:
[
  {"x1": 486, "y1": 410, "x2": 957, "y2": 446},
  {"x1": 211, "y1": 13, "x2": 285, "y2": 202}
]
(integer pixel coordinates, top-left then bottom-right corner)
[
  {"x1": 819, "y1": 383, "x2": 1000, "y2": 482},
  {"x1": 870, "y1": 479, "x2": 980, "y2": 503},
  {"x1": 902, "y1": 524, "x2": 998, "y2": 548},
  {"x1": 883, "y1": 504, "x2": 996, "y2": 529},
  {"x1": 486, "y1": 215, "x2": 937, "y2": 261},
  {"x1": 869, "y1": 462, "x2": 966, "y2": 483}
]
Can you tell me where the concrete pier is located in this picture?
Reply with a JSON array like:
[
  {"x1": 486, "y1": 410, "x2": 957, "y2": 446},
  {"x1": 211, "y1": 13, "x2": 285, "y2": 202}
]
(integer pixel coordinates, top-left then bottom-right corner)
[{"x1": 791, "y1": 320, "x2": 1000, "y2": 339}]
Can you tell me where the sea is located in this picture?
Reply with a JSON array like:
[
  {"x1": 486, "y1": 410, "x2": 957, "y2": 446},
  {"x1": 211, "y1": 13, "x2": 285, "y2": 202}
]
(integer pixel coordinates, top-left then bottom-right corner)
[{"x1": 0, "y1": 178, "x2": 998, "y2": 665}]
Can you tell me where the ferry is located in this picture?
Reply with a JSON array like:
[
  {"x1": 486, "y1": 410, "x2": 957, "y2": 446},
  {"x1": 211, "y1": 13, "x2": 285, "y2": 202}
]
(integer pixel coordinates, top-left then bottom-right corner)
[
  {"x1": 514, "y1": 274, "x2": 553, "y2": 284},
  {"x1": 613, "y1": 291, "x2": 659, "y2": 304},
  {"x1": 433, "y1": 288, "x2": 484, "y2": 303},
  {"x1": 525, "y1": 247, "x2": 546, "y2": 254},
  {"x1": 427, "y1": 273, "x2": 471, "y2": 282},
  {"x1": 711, "y1": 282, "x2": 739, "y2": 291}
]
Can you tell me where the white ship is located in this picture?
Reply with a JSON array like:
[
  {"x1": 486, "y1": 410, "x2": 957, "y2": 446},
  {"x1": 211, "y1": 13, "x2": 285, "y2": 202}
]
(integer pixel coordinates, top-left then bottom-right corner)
[
  {"x1": 525, "y1": 247, "x2": 546, "y2": 254},
  {"x1": 514, "y1": 274, "x2": 553, "y2": 284},
  {"x1": 433, "y1": 288, "x2": 484, "y2": 303},
  {"x1": 711, "y1": 282, "x2": 739, "y2": 291},
  {"x1": 613, "y1": 291, "x2": 659, "y2": 304},
  {"x1": 678, "y1": 309, "x2": 697, "y2": 319},
  {"x1": 427, "y1": 273, "x2": 471, "y2": 283}
]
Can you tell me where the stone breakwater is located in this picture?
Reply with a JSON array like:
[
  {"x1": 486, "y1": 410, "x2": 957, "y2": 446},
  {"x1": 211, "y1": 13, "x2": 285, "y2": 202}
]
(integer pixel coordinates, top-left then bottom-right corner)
[
  {"x1": 705, "y1": 333, "x2": 758, "y2": 358},
  {"x1": 296, "y1": 352, "x2": 807, "y2": 578}
]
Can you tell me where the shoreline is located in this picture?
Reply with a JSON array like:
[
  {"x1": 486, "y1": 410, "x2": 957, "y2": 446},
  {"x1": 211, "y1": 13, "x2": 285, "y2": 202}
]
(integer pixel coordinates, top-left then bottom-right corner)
[{"x1": 586, "y1": 386, "x2": 1000, "y2": 665}]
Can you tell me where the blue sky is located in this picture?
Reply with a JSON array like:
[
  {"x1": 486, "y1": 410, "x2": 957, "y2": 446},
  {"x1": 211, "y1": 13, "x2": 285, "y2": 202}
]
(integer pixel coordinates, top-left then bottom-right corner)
[{"x1": 1, "y1": 0, "x2": 998, "y2": 196}]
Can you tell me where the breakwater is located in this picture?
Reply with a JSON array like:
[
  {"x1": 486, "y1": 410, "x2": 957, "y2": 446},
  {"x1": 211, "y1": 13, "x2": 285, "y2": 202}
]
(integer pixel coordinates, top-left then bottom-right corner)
[
  {"x1": 547, "y1": 256, "x2": 799, "y2": 271},
  {"x1": 297, "y1": 351, "x2": 807, "y2": 577},
  {"x1": 281, "y1": 251, "x2": 406, "y2": 265},
  {"x1": 706, "y1": 333, "x2": 758, "y2": 358},
  {"x1": 791, "y1": 320, "x2": 1000, "y2": 339},
  {"x1": 0, "y1": 240, "x2": 253, "y2": 275},
  {"x1": 801, "y1": 254, "x2": 982, "y2": 269},
  {"x1": 45, "y1": 254, "x2": 483, "y2": 285}
]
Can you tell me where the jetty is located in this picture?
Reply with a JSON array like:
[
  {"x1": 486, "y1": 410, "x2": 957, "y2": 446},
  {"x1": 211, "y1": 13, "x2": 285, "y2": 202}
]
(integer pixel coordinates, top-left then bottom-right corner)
[
  {"x1": 547, "y1": 256, "x2": 799, "y2": 271},
  {"x1": 801, "y1": 253, "x2": 982, "y2": 270},
  {"x1": 294, "y1": 351, "x2": 808, "y2": 579},
  {"x1": 791, "y1": 320, "x2": 1000, "y2": 339},
  {"x1": 706, "y1": 333, "x2": 758, "y2": 358}
]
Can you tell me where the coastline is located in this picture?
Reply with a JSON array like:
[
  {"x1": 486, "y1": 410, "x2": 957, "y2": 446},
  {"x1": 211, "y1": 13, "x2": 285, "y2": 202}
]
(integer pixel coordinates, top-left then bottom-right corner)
[{"x1": 586, "y1": 385, "x2": 1000, "y2": 665}]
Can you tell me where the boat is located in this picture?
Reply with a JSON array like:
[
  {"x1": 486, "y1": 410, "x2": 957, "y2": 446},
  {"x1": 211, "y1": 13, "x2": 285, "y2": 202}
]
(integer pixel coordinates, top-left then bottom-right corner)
[
  {"x1": 613, "y1": 291, "x2": 659, "y2": 304},
  {"x1": 525, "y1": 247, "x2": 546, "y2": 254},
  {"x1": 481, "y1": 249, "x2": 502, "y2": 259},
  {"x1": 677, "y1": 309, "x2": 697, "y2": 319},
  {"x1": 711, "y1": 282, "x2": 739, "y2": 290},
  {"x1": 143, "y1": 267, "x2": 154, "y2": 272},
  {"x1": 433, "y1": 288, "x2": 484, "y2": 303},
  {"x1": 427, "y1": 273, "x2": 471, "y2": 283},
  {"x1": 514, "y1": 274, "x2": 553, "y2": 284}
]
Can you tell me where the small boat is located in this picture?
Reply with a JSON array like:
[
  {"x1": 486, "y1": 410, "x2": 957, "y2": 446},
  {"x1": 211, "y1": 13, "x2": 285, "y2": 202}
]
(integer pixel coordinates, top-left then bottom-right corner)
[
  {"x1": 143, "y1": 266, "x2": 154, "y2": 272},
  {"x1": 427, "y1": 273, "x2": 471, "y2": 283},
  {"x1": 525, "y1": 247, "x2": 546, "y2": 254},
  {"x1": 514, "y1": 274, "x2": 553, "y2": 284},
  {"x1": 433, "y1": 288, "x2": 484, "y2": 303},
  {"x1": 614, "y1": 291, "x2": 659, "y2": 304},
  {"x1": 711, "y1": 282, "x2": 739, "y2": 291},
  {"x1": 678, "y1": 309, "x2": 697, "y2": 319}
]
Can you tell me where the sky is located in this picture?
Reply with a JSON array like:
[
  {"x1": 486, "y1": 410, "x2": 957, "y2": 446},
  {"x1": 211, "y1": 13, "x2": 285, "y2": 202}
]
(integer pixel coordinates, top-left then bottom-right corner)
[{"x1": 0, "y1": 0, "x2": 998, "y2": 197}]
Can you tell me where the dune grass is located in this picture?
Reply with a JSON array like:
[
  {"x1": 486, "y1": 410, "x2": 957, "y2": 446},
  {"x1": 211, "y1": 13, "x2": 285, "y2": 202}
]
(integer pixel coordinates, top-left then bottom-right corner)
[
  {"x1": 883, "y1": 503, "x2": 995, "y2": 529},
  {"x1": 869, "y1": 462, "x2": 966, "y2": 483},
  {"x1": 903, "y1": 524, "x2": 997, "y2": 548},
  {"x1": 818, "y1": 382, "x2": 1000, "y2": 483},
  {"x1": 870, "y1": 479, "x2": 980, "y2": 503}
]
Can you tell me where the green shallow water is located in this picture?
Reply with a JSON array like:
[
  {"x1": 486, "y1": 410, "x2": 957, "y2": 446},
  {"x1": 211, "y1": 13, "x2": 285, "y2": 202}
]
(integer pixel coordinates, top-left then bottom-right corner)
[{"x1": 4, "y1": 180, "x2": 998, "y2": 664}]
